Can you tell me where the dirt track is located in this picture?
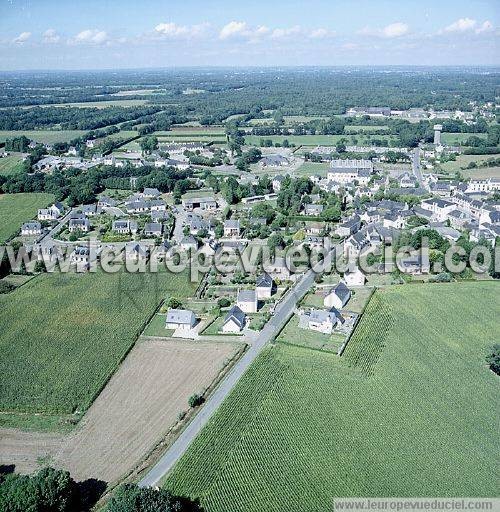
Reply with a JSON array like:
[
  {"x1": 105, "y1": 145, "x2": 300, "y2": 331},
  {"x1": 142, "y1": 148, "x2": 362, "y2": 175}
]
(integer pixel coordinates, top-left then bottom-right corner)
[{"x1": 0, "y1": 338, "x2": 240, "y2": 484}]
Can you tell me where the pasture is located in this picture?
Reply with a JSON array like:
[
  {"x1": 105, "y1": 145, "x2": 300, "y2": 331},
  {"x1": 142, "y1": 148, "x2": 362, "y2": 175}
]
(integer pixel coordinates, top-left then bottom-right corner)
[
  {"x1": 0, "y1": 130, "x2": 86, "y2": 144},
  {"x1": 244, "y1": 134, "x2": 397, "y2": 146},
  {"x1": 0, "y1": 155, "x2": 24, "y2": 176},
  {"x1": 165, "y1": 282, "x2": 499, "y2": 510},
  {"x1": 440, "y1": 132, "x2": 487, "y2": 145},
  {"x1": 0, "y1": 270, "x2": 196, "y2": 429},
  {"x1": 0, "y1": 192, "x2": 54, "y2": 243}
]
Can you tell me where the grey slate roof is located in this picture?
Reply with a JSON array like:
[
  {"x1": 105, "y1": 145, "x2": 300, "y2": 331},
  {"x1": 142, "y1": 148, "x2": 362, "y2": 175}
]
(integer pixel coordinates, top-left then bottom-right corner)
[
  {"x1": 238, "y1": 289, "x2": 257, "y2": 303},
  {"x1": 166, "y1": 309, "x2": 195, "y2": 325},
  {"x1": 224, "y1": 305, "x2": 246, "y2": 329},
  {"x1": 332, "y1": 282, "x2": 350, "y2": 303},
  {"x1": 256, "y1": 273, "x2": 273, "y2": 288}
]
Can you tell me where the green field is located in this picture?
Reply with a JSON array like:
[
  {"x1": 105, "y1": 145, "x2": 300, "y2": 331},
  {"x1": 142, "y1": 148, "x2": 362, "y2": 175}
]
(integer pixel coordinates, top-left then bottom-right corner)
[
  {"x1": 0, "y1": 155, "x2": 24, "y2": 176},
  {"x1": 18, "y1": 99, "x2": 149, "y2": 109},
  {"x1": 0, "y1": 270, "x2": 196, "y2": 429},
  {"x1": 345, "y1": 125, "x2": 389, "y2": 133},
  {"x1": 0, "y1": 130, "x2": 86, "y2": 144},
  {"x1": 165, "y1": 282, "x2": 499, "y2": 510},
  {"x1": 244, "y1": 134, "x2": 397, "y2": 146},
  {"x1": 461, "y1": 166, "x2": 500, "y2": 179},
  {"x1": 0, "y1": 192, "x2": 54, "y2": 243},
  {"x1": 441, "y1": 132, "x2": 487, "y2": 145},
  {"x1": 294, "y1": 161, "x2": 330, "y2": 176}
]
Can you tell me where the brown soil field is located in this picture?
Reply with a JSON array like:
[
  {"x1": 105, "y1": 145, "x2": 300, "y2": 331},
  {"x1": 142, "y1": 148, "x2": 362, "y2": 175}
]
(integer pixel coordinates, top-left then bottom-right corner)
[{"x1": 0, "y1": 338, "x2": 240, "y2": 484}]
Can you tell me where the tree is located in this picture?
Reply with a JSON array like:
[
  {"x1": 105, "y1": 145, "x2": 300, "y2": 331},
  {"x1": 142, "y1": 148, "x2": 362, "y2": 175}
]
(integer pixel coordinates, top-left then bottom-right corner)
[
  {"x1": 106, "y1": 484, "x2": 202, "y2": 512},
  {"x1": 217, "y1": 297, "x2": 231, "y2": 308},
  {"x1": 188, "y1": 393, "x2": 204, "y2": 408},
  {"x1": 167, "y1": 297, "x2": 183, "y2": 309},
  {"x1": 486, "y1": 344, "x2": 500, "y2": 376},
  {"x1": 268, "y1": 233, "x2": 285, "y2": 251}
]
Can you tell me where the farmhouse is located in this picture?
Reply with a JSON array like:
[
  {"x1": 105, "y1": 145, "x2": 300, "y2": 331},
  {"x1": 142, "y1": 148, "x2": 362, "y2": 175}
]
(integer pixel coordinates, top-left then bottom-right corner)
[
  {"x1": 324, "y1": 282, "x2": 351, "y2": 309},
  {"x1": 165, "y1": 309, "x2": 197, "y2": 330},
  {"x1": 237, "y1": 289, "x2": 258, "y2": 313},
  {"x1": 222, "y1": 305, "x2": 246, "y2": 333},
  {"x1": 256, "y1": 272, "x2": 274, "y2": 299},
  {"x1": 21, "y1": 221, "x2": 42, "y2": 236}
]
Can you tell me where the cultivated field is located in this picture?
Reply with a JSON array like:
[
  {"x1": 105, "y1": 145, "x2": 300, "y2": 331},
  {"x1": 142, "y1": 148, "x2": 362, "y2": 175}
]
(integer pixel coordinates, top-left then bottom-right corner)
[
  {"x1": 0, "y1": 130, "x2": 86, "y2": 144},
  {"x1": 0, "y1": 192, "x2": 54, "y2": 243},
  {"x1": 165, "y1": 282, "x2": 499, "y2": 510},
  {"x1": 244, "y1": 134, "x2": 397, "y2": 146},
  {"x1": 0, "y1": 155, "x2": 24, "y2": 176},
  {"x1": 0, "y1": 270, "x2": 196, "y2": 429},
  {"x1": 1, "y1": 338, "x2": 241, "y2": 483}
]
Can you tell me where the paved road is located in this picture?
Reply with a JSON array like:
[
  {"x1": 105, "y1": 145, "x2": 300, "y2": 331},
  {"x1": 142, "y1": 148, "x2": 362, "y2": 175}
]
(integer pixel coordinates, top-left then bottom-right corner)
[
  {"x1": 37, "y1": 208, "x2": 76, "y2": 244},
  {"x1": 412, "y1": 146, "x2": 425, "y2": 189},
  {"x1": 138, "y1": 260, "x2": 323, "y2": 488}
]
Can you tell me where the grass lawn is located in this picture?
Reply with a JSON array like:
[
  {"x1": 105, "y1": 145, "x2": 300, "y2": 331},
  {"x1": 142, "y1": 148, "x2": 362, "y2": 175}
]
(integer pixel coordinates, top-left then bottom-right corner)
[
  {"x1": 0, "y1": 192, "x2": 55, "y2": 243},
  {"x1": 0, "y1": 155, "x2": 24, "y2": 176},
  {"x1": 143, "y1": 313, "x2": 174, "y2": 337},
  {"x1": 201, "y1": 316, "x2": 227, "y2": 336},
  {"x1": 461, "y1": 166, "x2": 500, "y2": 179},
  {"x1": 295, "y1": 161, "x2": 330, "y2": 176},
  {"x1": 439, "y1": 153, "x2": 500, "y2": 174},
  {"x1": 0, "y1": 130, "x2": 86, "y2": 145},
  {"x1": 440, "y1": 132, "x2": 487, "y2": 145},
  {"x1": 164, "y1": 282, "x2": 499, "y2": 510},
  {"x1": 344, "y1": 125, "x2": 389, "y2": 133},
  {"x1": 0, "y1": 270, "x2": 196, "y2": 429}
]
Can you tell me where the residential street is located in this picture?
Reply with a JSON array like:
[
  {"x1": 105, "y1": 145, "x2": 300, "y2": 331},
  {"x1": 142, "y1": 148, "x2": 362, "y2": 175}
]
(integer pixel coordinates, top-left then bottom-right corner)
[{"x1": 138, "y1": 257, "x2": 325, "y2": 488}]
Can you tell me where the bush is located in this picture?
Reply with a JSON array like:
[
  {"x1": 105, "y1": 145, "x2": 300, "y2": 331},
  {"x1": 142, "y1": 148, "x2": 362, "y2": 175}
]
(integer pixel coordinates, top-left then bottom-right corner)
[
  {"x1": 0, "y1": 281, "x2": 15, "y2": 294},
  {"x1": 167, "y1": 297, "x2": 183, "y2": 309},
  {"x1": 188, "y1": 393, "x2": 205, "y2": 408},
  {"x1": 217, "y1": 297, "x2": 231, "y2": 308},
  {"x1": 486, "y1": 345, "x2": 500, "y2": 376}
]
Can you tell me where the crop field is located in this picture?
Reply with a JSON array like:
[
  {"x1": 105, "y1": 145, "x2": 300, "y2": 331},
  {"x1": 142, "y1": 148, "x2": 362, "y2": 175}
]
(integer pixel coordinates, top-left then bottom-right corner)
[
  {"x1": 0, "y1": 130, "x2": 86, "y2": 144},
  {"x1": 244, "y1": 134, "x2": 397, "y2": 146},
  {"x1": 0, "y1": 269, "x2": 196, "y2": 429},
  {"x1": 165, "y1": 282, "x2": 499, "y2": 510},
  {"x1": 0, "y1": 155, "x2": 24, "y2": 176},
  {"x1": 440, "y1": 132, "x2": 487, "y2": 145},
  {"x1": 0, "y1": 192, "x2": 54, "y2": 243}
]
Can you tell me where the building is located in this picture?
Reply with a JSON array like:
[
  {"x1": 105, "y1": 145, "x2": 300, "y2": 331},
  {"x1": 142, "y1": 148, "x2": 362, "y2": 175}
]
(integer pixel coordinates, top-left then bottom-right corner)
[
  {"x1": 142, "y1": 187, "x2": 161, "y2": 198},
  {"x1": 144, "y1": 222, "x2": 163, "y2": 237},
  {"x1": 180, "y1": 235, "x2": 198, "y2": 252},
  {"x1": 256, "y1": 273, "x2": 274, "y2": 299},
  {"x1": 335, "y1": 216, "x2": 361, "y2": 237},
  {"x1": 346, "y1": 107, "x2": 390, "y2": 117},
  {"x1": 260, "y1": 155, "x2": 289, "y2": 168},
  {"x1": 70, "y1": 246, "x2": 92, "y2": 267},
  {"x1": 303, "y1": 204, "x2": 324, "y2": 217},
  {"x1": 97, "y1": 196, "x2": 117, "y2": 208},
  {"x1": 301, "y1": 309, "x2": 337, "y2": 334},
  {"x1": 112, "y1": 219, "x2": 138, "y2": 234},
  {"x1": 466, "y1": 178, "x2": 500, "y2": 194},
  {"x1": 21, "y1": 221, "x2": 42, "y2": 236},
  {"x1": 37, "y1": 202, "x2": 64, "y2": 221},
  {"x1": 433, "y1": 124, "x2": 443, "y2": 145},
  {"x1": 420, "y1": 198, "x2": 455, "y2": 222},
  {"x1": 328, "y1": 159, "x2": 373, "y2": 186},
  {"x1": 165, "y1": 309, "x2": 196, "y2": 330},
  {"x1": 222, "y1": 305, "x2": 246, "y2": 333},
  {"x1": 344, "y1": 267, "x2": 366, "y2": 286},
  {"x1": 68, "y1": 217, "x2": 90, "y2": 233},
  {"x1": 272, "y1": 175, "x2": 286, "y2": 192},
  {"x1": 237, "y1": 289, "x2": 258, "y2": 313},
  {"x1": 223, "y1": 219, "x2": 241, "y2": 238},
  {"x1": 324, "y1": 282, "x2": 351, "y2": 309},
  {"x1": 125, "y1": 242, "x2": 149, "y2": 262},
  {"x1": 182, "y1": 196, "x2": 217, "y2": 211}
]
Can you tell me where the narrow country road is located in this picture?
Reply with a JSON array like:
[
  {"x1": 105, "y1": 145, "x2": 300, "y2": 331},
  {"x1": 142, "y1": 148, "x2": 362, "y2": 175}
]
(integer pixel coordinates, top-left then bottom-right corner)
[{"x1": 138, "y1": 256, "x2": 328, "y2": 488}]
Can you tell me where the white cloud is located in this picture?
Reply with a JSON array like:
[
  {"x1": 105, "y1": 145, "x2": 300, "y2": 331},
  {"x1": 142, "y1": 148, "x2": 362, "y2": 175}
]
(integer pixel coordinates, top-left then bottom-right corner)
[
  {"x1": 219, "y1": 21, "x2": 249, "y2": 40},
  {"x1": 443, "y1": 18, "x2": 476, "y2": 33},
  {"x1": 309, "y1": 28, "x2": 334, "y2": 39},
  {"x1": 43, "y1": 29, "x2": 60, "y2": 44},
  {"x1": 13, "y1": 32, "x2": 31, "y2": 44},
  {"x1": 154, "y1": 22, "x2": 207, "y2": 39},
  {"x1": 475, "y1": 20, "x2": 493, "y2": 34},
  {"x1": 359, "y1": 22, "x2": 409, "y2": 39},
  {"x1": 72, "y1": 29, "x2": 109, "y2": 45},
  {"x1": 270, "y1": 26, "x2": 301, "y2": 39}
]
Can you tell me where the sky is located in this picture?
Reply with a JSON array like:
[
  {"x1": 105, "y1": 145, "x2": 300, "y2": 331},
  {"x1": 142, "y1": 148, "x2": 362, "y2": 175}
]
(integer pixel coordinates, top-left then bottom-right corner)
[{"x1": 0, "y1": 0, "x2": 499, "y2": 70}]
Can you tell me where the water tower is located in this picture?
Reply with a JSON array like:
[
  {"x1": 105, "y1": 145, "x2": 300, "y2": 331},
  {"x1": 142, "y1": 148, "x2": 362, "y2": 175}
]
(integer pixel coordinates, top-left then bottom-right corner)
[{"x1": 433, "y1": 124, "x2": 443, "y2": 145}]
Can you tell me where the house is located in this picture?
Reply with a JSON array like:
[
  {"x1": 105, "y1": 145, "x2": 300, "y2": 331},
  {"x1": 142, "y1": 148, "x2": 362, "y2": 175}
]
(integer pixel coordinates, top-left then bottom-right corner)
[
  {"x1": 265, "y1": 256, "x2": 291, "y2": 280},
  {"x1": 144, "y1": 222, "x2": 163, "y2": 237},
  {"x1": 180, "y1": 236, "x2": 198, "y2": 252},
  {"x1": 37, "y1": 202, "x2": 64, "y2": 221},
  {"x1": 260, "y1": 155, "x2": 289, "y2": 168},
  {"x1": 21, "y1": 221, "x2": 42, "y2": 236},
  {"x1": 272, "y1": 175, "x2": 286, "y2": 192},
  {"x1": 81, "y1": 204, "x2": 101, "y2": 216},
  {"x1": 151, "y1": 210, "x2": 169, "y2": 222},
  {"x1": 165, "y1": 309, "x2": 196, "y2": 330},
  {"x1": 344, "y1": 267, "x2": 366, "y2": 286},
  {"x1": 126, "y1": 200, "x2": 150, "y2": 214},
  {"x1": 142, "y1": 187, "x2": 161, "y2": 198},
  {"x1": 399, "y1": 254, "x2": 430, "y2": 274},
  {"x1": 125, "y1": 242, "x2": 149, "y2": 262},
  {"x1": 112, "y1": 219, "x2": 138, "y2": 234},
  {"x1": 336, "y1": 216, "x2": 361, "y2": 237},
  {"x1": 420, "y1": 198, "x2": 455, "y2": 222},
  {"x1": 70, "y1": 246, "x2": 92, "y2": 267},
  {"x1": 222, "y1": 305, "x2": 246, "y2": 333},
  {"x1": 303, "y1": 204, "x2": 324, "y2": 217},
  {"x1": 223, "y1": 219, "x2": 241, "y2": 238},
  {"x1": 68, "y1": 217, "x2": 90, "y2": 233},
  {"x1": 324, "y1": 282, "x2": 351, "y2": 309},
  {"x1": 466, "y1": 178, "x2": 500, "y2": 194},
  {"x1": 301, "y1": 309, "x2": 337, "y2": 334},
  {"x1": 182, "y1": 196, "x2": 218, "y2": 211},
  {"x1": 97, "y1": 196, "x2": 117, "y2": 208},
  {"x1": 399, "y1": 172, "x2": 414, "y2": 188},
  {"x1": 256, "y1": 272, "x2": 274, "y2": 299},
  {"x1": 237, "y1": 289, "x2": 258, "y2": 313}
]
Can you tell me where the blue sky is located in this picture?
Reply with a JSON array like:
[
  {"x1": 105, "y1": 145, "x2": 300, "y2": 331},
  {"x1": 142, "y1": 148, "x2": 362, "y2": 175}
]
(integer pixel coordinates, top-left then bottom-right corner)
[{"x1": 1, "y1": 0, "x2": 499, "y2": 69}]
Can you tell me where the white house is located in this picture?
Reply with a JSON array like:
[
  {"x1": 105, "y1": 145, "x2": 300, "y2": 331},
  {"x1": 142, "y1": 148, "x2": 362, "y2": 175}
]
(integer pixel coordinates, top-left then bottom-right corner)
[
  {"x1": 69, "y1": 217, "x2": 90, "y2": 233},
  {"x1": 256, "y1": 273, "x2": 274, "y2": 299},
  {"x1": 37, "y1": 202, "x2": 64, "y2": 221},
  {"x1": 328, "y1": 159, "x2": 373, "y2": 186},
  {"x1": 302, "y1": 309, "x2": 337, "y2": 334},
  {"x1": 223, "y1": 219, "x2": 241, "y2": 238},
  {"x1": 21, "y1": 221, "x2": 42, "y2": 236},
  {"x1": 237, "y1": 289, "x2": 258, "y2": 313},
  {"x1": 344, "y1": 267, "x2": 366, "y2": 286},
  {"x1": 222, "y1": 305, "x2": 246, "y2": 333},
  {"x1": 113, "y1": 219, "x2": 138, "y2": 235},
  {"x1": 324, "y1": 282, "x2": 351, "y2": 309},
  {"x1": 272, "y1": 175, "x2": 286, "y2": 192},
  {"x1": 165, "y1": 309, "x2": 196, "y2": 330}
]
